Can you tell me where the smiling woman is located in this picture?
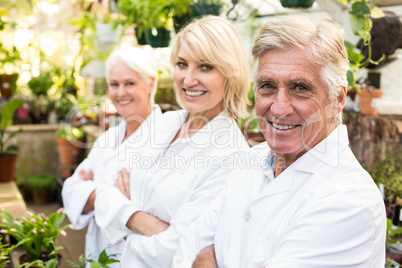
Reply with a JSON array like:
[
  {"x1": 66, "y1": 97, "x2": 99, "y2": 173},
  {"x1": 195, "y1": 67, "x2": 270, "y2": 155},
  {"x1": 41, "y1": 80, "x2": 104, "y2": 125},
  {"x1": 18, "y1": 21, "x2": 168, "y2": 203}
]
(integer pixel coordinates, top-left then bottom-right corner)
[
  {"x1": 93, "y1": 15, "x2": 251, "y2": 267},
  {"x1": 61, "y1": 46, "x2": 162, "y2": 266}
]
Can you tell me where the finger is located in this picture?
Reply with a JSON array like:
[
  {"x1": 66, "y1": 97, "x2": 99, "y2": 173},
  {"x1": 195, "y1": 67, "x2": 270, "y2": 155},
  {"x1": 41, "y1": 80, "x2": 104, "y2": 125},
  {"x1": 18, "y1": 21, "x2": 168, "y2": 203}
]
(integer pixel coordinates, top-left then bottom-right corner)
[
  {"x1": 79, "y1": 169, "x2": 87, "y2": 180},
  {"x1": 88, "y1": 169, "x2": 94, "y2": 180}
]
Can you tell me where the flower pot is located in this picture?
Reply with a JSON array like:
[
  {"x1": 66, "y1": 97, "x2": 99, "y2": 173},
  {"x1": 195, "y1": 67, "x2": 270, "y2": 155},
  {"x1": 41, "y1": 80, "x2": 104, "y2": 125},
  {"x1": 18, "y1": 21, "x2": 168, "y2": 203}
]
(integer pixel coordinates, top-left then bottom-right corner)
[
  {"x1": 135, "y1": 26, "x2": 149, "y2": 45},
  {"x1": 56, "y1": 137, "x2": 82, "y2": 165},
  {"x1": 173, "y1": 13, "x2": 193, "y2": 33},
  {"x1": 280, "y1": 0, "x2": 315, "y2": 8},
  {"x1": 0, "y1": 74, "x2": 18, "y2": 100},
  {"x1": 387, "y1": 252, "x2": 402, "y2": 266},
  {"x1": 190, "y1": 3, "x2": 222, "y2": 17},
  {"x1": 358, "y1": 88, "x2": 384, "y2": 115},
  {"x1": 31, "y1": 189, "x2": 49, "y2": 204},
  {"x1": 146, "y1": 27, "x2": 172, "y2": 48},
  {"x1": 0, "y1": 154, "x2": 18, "y2": 182}
]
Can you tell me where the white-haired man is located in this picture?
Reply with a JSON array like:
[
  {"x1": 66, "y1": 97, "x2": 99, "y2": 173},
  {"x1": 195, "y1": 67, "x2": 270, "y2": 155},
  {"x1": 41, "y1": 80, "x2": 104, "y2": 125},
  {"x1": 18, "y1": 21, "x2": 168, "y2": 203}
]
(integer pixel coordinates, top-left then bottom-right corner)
[{"x1": 173, "y1": 15, "x2": 386, "y2": 268}]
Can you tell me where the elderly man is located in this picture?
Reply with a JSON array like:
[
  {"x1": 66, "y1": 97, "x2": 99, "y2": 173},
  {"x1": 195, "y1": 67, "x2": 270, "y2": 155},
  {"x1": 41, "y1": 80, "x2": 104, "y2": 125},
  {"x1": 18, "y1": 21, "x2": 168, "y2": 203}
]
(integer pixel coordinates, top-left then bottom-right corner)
[{"x1": 172, "y1": 16, "x2": 386, "y2": 268}]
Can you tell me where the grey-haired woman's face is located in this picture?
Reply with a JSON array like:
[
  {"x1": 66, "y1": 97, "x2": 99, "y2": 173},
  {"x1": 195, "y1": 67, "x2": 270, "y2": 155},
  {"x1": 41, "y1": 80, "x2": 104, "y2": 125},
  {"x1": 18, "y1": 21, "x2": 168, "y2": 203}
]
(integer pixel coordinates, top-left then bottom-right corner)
[{"x1": 108, "y1": 62, "x2": 153, "y2": 120}]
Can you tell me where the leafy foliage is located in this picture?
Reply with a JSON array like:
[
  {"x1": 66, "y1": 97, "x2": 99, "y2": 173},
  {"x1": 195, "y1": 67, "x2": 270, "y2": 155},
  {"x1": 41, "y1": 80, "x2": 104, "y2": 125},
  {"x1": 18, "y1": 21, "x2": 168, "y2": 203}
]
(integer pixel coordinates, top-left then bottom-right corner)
[
  {"x1": 68, "y1": 249, "x2": 120, "y2": 268},
  {"x1": 366, "y1": 157, "x2": 402, "y2": 200},
  {"x1": 338, "y1": 0, "x2": 385, "y2": 90},
  {"x1": 0, "y1": 99, "x2": 23, "y2": 154},
  {"x1": 0, "y1": 208, "x2": 71, "y2": 261},
  {"x1": 56, "y1": 126, "x2": 85, "y2": 141}
]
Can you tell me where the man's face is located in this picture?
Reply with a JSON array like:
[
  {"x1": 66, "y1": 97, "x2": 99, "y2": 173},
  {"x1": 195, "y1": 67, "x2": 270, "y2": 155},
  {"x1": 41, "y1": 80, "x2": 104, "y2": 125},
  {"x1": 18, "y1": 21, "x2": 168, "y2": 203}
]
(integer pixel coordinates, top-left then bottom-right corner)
[{"x1": 255, "y1": 47, "x2": 344, "y2": 161}]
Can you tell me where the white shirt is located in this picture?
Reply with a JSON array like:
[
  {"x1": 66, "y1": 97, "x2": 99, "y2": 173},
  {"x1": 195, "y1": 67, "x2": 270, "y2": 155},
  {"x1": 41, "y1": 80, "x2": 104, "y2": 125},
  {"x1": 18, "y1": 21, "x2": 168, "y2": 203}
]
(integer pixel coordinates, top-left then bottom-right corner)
[
  {"x1": 61, "y1": 105, "x2": 162, "y2": 265},
  {"x1": 94, "y1": 110, "x2": 250, "y2": 267},
  {"x1": 173, "y1": 125, "x2": 386, "y2": 268}
]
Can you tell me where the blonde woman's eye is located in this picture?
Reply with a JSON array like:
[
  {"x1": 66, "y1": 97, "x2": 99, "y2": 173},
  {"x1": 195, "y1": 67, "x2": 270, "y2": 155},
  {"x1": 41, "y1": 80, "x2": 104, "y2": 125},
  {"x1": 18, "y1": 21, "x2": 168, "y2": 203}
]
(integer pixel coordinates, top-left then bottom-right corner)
[
  {"x1": 110, "y1": 82, "x2": 118, "y2": 87},
  {"x1": 176, "y1": 62, "x2": 187, "y2": 68},
  {"x1": 200, "y1": 64, "x2": 212, "y2": 71}
]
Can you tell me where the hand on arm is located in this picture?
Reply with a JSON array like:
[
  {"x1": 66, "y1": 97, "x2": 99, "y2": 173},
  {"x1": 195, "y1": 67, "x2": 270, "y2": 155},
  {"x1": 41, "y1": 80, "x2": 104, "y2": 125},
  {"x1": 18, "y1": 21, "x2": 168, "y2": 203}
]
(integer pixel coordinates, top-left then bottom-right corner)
[
  {"x1": 78, "y1": 168, "x2": 95, "y2": 214},
  {"x1": 126, "y1": 211, "x2": 170, "y2": 237},
  {"x1": 79, "y1": 169, "x2": 94, "y2": 181},
  {"x1": 192, "y1": 245, "x2": 217, "y2": 268},
  {"x1": 115, "y1": 168, "x2": 131, "y2": 199}
]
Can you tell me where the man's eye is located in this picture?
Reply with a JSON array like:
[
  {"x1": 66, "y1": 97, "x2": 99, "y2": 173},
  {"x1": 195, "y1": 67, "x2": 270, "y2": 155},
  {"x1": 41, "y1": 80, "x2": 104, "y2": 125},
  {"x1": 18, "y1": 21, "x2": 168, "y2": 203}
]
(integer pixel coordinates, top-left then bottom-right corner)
[
  {"x1": 200, "y1": 64, "x2": 212, "y2": 71},
  {"x1": 295, "y1": 84, "x2": 308, "y2": 92},
  {"x1": 260, "y1": 83, "x2": 274, "y2": 90}
]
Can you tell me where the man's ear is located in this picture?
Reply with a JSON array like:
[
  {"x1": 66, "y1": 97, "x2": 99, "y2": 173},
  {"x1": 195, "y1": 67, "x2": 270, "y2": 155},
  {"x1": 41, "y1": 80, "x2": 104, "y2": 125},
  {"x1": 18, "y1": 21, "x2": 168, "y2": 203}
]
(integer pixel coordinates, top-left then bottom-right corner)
[{"x1": 336, "y1": 86, "x2": 347, "y2": 114}]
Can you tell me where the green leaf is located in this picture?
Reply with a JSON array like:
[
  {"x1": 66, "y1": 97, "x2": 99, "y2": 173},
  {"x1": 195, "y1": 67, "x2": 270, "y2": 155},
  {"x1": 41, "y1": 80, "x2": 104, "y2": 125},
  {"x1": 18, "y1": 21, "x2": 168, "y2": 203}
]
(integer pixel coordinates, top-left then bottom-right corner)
[
  {"x1": 371, "y1": 6, "x2": 385, "y2": 18},
  {"x1": 0, "y1": 99, "x2": 24, "y2": 132},
  {"x1": 349, "y1": 14, "x2": 366, "y2": 36},
  {"x1": 346, "y1": 69, "x2": 355, "y2": 88},
  {"x1": 350, "y1": 2, "x2": 370, "y2": 16},
  {"x1": 5, "y1": 144, "x2": 19, "y2": 154},
  {"x1": 98, "y1": 249, "x2": 108, "y2": 264}
]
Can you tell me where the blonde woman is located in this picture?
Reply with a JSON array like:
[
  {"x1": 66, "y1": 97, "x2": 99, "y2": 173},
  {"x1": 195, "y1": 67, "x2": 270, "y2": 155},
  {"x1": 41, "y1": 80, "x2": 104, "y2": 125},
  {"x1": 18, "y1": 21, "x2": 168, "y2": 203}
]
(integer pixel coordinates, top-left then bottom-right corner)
[
  {"x1": 62, "y1": 46, "x2": 161, "y2": 266},
  {"x1": 95, "y1": 16, "x2": 251, "y2": 267}
]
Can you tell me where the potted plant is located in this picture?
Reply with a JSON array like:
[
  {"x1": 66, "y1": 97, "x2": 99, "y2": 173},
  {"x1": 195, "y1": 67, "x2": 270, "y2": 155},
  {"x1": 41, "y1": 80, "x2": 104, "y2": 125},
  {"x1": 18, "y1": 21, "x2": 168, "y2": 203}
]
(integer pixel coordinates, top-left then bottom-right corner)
[
  {"x1": 167, "y1": 0, "x2": 192, "y2": 33},
  {"x1": 386, "y1": 258, "x2": 400, "y2": 268},
  {"x1": 26, "y1": 174, "x2": 58, "y2": 204},
  {"x1": 189, "y1": 0, "x2": 225, "y2": 18},
  {"x1": 366, "y1": 157, "x2": 402, "y2": 225},
  {"x1": 386, "y1": 218, "x2": 402, "y2": 265},
  {"x1": 56, "y1": 126, "x2": 85, "y2": 166},
  {"x1": 0, "y1": 208, "x2": 70, "y2": 267},
  {"x1": 145, "y1": 0, "x2": 174, "y2": 48},
  {"x1": 0, "y1": 99, "x2": 23, "y2": 182},
  {"x1": 114, "y1": 0, "x2": 149, "y2": 44},
  {"x1": 280, "y1": 0, "x2": 315, "y2": 8},
  {"x1": 0, "y1": 12, "x2": 21, "y2": 100}
]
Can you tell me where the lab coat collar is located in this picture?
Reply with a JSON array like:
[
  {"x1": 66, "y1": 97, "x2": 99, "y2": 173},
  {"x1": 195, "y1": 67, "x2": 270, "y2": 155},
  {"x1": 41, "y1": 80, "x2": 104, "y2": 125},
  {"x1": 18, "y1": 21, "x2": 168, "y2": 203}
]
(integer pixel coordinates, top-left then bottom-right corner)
[
  {"x1": 294, "y1": 124, "x2": 349, "y2": 174},
  {"x1": 170, "y1": 110, "x2": 232, "y2": 148},
  {"x1": 252, "y1": 125, "x2": 349, "y2": 200}
]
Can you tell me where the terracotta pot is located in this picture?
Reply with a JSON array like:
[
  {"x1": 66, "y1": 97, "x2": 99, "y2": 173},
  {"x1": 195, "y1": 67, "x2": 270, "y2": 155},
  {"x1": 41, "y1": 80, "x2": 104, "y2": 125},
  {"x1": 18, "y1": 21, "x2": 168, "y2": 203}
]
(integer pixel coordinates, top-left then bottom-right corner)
[
  {"x1": 56, "y1": 137, "x2": 82, "y2": 165},
  {"x1": 358, "y1": 88, "x2": 384, "y2": 115},
  {"x1": 0, "y1": 74, "x2": 18, "y2": 100},
  {"x1": 0, "y1": 154, "x2": 18, "y2": 182},
  {"x1": 387, "y1": 252, "x2": 402, "y2": 265},
  {"x1": 32, "y1": 189, "x2": 48, "y2": 204}
]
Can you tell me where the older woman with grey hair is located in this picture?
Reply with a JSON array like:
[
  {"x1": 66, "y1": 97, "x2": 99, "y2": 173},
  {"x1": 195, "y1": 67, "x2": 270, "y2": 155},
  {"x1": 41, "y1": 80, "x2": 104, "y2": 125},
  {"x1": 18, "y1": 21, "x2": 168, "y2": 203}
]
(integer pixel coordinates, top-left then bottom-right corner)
[{"x1": 62, "y1": 46, "x2": 162, "y2": 266}]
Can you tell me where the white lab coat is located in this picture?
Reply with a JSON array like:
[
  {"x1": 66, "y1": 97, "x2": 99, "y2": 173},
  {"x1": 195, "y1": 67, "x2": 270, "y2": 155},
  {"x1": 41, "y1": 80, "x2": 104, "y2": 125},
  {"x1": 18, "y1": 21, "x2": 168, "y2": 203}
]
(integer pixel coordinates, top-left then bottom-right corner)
[
  {"x1": 61, "y1": 106, "x2": 162, "y2": 265},
  {"x1": 173, "y1": 125, "x2": 387, "y2": 268},
  {"x1": 94, "y1": 110, "x2": 250, "y2": 267}
]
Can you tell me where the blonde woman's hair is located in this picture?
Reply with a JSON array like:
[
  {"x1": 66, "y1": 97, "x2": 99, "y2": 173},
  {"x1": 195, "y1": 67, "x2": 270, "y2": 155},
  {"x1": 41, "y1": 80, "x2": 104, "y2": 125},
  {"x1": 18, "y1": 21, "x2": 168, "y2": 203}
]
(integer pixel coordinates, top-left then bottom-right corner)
[
  {"x1": 170, "y1": 15, "x2": 251, "y2": 120},
  {"x1": 105, "y1": 46, "x2": 159, "y2": 103},
  {"x1": 251, "y1": 15, "x2": 349, "y2": 124}
]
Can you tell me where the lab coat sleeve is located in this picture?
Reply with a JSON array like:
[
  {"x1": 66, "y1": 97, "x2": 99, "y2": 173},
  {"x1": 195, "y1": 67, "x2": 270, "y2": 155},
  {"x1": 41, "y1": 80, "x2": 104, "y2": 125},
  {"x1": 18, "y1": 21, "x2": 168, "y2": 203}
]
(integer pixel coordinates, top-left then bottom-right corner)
[
  {"x1": 172, "y1": 184, "x2": 227, "y2": 268},
  {"x1": 94, "y1": 184, "x2": 141, "y2": 245},
  {"x1": 260, "y1": 194, "x2": 385, "y2": 268},
  {"x1": 123, "y1": 167, "x2": 230, "y2": 268},
  {"x1": 61, "y1": 157, "x2": 100, "y2": 230}
]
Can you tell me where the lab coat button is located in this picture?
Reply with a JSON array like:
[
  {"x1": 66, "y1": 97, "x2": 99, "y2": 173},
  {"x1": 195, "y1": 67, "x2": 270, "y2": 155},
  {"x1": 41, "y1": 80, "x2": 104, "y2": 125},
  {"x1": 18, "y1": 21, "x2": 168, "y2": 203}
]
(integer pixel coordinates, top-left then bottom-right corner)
[{"x1": 244, "y1": 212, "x2": 250, "y2": 222}]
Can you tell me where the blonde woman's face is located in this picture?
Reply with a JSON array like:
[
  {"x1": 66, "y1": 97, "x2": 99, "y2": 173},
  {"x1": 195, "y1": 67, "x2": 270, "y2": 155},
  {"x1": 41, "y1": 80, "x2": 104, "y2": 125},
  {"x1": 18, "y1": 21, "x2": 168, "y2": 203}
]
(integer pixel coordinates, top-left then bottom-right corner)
[
  {"x1": 173, "y1": 47, "x2": 226, "y2": 117},
  {"x1": 108, "y1": 62, "x2": 153, "y2": 120}
]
